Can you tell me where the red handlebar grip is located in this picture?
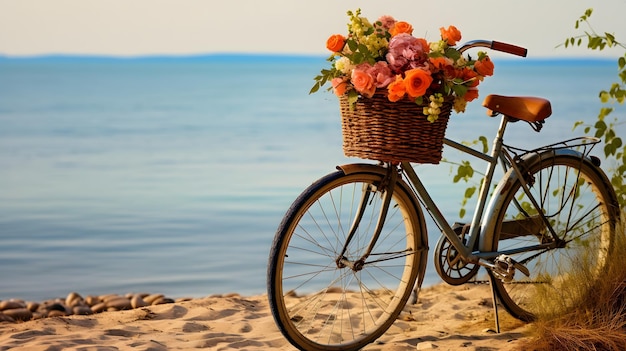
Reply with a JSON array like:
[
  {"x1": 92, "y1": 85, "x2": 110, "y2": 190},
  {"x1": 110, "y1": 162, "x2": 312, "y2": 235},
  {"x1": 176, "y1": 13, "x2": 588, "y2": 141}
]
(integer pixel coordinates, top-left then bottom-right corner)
[{"x1": 491, "y1": 41, "x2": 528, "y2": 57}]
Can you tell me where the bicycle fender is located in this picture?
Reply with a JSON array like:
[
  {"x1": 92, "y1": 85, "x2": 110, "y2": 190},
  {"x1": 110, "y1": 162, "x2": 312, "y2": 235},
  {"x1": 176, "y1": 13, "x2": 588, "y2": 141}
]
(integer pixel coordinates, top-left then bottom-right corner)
[
  {"x1": 336, "y1": 163, "x2": 387, "y2": 176},
  {"x1": 478, "y1": 148, "x2": 610, "y2": 251},
  {"x1": 336, "y1": 163, "x2": 427, "y2": 223},
  {"x1": 336, "y1": 164, "x2": 422, "y2": 211}
]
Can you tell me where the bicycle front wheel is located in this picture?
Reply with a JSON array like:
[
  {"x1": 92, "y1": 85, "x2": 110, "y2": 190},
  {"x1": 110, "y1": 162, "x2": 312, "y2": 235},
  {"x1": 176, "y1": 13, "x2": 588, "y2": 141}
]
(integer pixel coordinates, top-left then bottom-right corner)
[
  {"x1": 267, "y1": 168, "x2": 427, "y2": 351},
  {"x1": 490, "y1": 154, "x2": 619, "y2": 321}
]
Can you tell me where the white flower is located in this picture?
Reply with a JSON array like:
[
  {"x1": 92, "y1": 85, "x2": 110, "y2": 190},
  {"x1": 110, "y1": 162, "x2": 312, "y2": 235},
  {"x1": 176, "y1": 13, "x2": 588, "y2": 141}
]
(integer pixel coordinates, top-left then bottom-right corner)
[
  {"x1": 429, "y1": 40, "x2": 446, "y2": 55},
  {"x1": 335, "y1": 56, "x2": 355, "y2": 75}
]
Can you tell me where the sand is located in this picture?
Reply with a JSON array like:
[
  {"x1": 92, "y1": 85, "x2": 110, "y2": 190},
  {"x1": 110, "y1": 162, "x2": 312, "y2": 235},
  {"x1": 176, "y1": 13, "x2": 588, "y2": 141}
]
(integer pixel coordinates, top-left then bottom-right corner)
[{"x1": 0, "y1": 283, "x2": 533, "y2": 351}]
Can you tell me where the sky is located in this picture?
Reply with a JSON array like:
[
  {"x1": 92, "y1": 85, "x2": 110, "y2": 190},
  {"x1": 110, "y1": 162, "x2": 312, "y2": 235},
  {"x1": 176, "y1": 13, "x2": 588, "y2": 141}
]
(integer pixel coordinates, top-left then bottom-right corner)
[{"x1": 0, "y1": 0, "x2": 625, "y2": 58}]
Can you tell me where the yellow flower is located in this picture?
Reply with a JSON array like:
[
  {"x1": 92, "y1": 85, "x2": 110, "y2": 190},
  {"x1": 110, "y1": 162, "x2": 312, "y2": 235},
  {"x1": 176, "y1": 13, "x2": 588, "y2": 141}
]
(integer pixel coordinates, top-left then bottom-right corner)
[{"x1": 453, "y1": 96, "x2": 468, "y2": 113}]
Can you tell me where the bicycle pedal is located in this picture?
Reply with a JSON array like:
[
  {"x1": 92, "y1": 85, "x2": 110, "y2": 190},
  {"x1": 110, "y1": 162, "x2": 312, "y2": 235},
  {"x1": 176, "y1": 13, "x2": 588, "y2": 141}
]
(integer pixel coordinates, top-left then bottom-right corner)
[
  {"x1": 510, "y1": 258, "x2": 530, "y2": 277},
  {"x1": 494, "y1": 255, "x2": 529, "y2": 279}
]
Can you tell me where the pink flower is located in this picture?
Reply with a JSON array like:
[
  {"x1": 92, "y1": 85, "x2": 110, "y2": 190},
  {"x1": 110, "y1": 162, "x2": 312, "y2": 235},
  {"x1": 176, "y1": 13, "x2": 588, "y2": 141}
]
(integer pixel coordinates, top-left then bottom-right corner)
[
  {"x1": 365, "y1": 61, "x2": 395, "y2": 88},
  {"x1": 386, "y1": 33, "x2": 429, "y2": 73},
  {"x1": 377, "y1": 15, "x2": 396, "y2": 30}
]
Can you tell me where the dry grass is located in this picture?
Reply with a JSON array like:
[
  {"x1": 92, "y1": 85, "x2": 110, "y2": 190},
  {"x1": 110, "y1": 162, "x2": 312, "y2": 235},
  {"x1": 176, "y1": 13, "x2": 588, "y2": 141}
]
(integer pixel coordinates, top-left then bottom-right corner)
[{"x1": 519, "y1": 212, "x2": 626, "y2": 351}]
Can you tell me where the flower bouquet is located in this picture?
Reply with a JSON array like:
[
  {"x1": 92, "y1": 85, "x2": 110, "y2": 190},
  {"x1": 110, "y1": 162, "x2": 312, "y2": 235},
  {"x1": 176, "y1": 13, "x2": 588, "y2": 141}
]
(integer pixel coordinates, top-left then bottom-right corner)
[{"x1": 312, "y1": 9, "x2": 495, "y2": 163}]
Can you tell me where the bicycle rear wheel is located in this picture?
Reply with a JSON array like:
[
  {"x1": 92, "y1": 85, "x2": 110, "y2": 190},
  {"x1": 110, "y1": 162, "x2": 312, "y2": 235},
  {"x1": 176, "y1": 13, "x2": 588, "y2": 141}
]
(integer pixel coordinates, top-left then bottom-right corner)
[
  {"x1": 267, "y1": 168, "x2": 427, "y2": 351},
  {"x1": 490, "y1": 154, "x2": 619, "y2": 321}
]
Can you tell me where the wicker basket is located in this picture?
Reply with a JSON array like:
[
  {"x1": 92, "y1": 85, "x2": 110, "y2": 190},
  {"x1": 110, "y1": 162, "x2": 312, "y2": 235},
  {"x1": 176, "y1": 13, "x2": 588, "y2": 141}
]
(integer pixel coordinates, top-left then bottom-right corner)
[{"x1": 339, "y1": 93, "x2": 453, "y2": 164}]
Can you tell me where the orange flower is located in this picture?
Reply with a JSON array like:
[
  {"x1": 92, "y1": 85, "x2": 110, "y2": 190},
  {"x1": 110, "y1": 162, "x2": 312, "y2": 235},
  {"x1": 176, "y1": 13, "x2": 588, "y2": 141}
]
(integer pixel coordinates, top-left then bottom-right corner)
[
  {"x1": 404, "y1": 68, "x2": 433, "y2": 98},
  {"x1": 440, "y1": 25, "x2": 461, "y2": 46},
  {"x1": 351, "y1": 69, "x2": 376, "y2": 98},
  {"x1": 430, "y1": 57, "x2": 456, "y2": 83},
  {"x1": 461, "y1": 68, "x2": 480, "y2": 87},
  {"x1": 429, "y1": 56, "x2": 453, "y2": 70},
  {"x1": 474, "y1": 56, "x2": 495, "y2": 76},
  {"x1": 390, "y1": 21, "x2": 413, "y2": 36},
  {"x1": 463, "y1": 88, "x2": 479, "y2": 102},
  {"x1": 326, "y1": 34, "x2": 346, "y2": 53},
  {"x1": 331, "y1": 77, "x2": 349, "y2": 96},
  {"x1": 417, "y1": 38, "x2": 430, "y2": 54},
  {"x1": 387, "y1": 75, "x2": 406, "y2": 102}
]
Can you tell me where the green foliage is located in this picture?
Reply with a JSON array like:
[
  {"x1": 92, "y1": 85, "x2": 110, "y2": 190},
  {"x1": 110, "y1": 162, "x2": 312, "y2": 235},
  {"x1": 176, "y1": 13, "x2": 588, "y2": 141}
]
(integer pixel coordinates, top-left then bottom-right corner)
[
  {"x1": 310, "y1": 66, "x2": 341, "y2": 94},
  {"x1": 564, "y1": 8, "x2": 626, "y2": 207},
  {"x1": 443, "y1": 136, "x2": 488, "y2": 218}
]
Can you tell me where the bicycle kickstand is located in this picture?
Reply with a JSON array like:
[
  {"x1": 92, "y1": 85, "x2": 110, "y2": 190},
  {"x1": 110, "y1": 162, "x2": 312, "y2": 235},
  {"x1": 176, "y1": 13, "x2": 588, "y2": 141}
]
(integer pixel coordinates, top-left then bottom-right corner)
[{"x1": 487, "y1": 273, "x2": 501, "y2": 333}]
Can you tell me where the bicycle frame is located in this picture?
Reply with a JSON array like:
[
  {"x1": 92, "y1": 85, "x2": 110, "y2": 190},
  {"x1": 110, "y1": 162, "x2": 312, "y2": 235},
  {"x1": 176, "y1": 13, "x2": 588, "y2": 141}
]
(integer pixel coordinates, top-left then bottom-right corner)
[{"x1": 341, "y1": 113, "x2": 596, "y2": 273}]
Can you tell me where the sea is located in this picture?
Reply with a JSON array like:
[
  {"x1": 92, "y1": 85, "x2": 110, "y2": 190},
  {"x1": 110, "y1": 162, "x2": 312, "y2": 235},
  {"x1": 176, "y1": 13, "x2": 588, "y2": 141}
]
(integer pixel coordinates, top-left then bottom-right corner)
[{"x1": 0, "y1": 54, "x2": 622, "y2": 301}]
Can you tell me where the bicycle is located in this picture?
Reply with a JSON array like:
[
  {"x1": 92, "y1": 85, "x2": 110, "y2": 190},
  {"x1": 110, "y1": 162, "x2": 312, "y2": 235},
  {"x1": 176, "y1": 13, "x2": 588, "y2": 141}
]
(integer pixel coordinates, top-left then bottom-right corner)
[{"x1": 267, "y1": 40, "x2": 621, "y2": 351}]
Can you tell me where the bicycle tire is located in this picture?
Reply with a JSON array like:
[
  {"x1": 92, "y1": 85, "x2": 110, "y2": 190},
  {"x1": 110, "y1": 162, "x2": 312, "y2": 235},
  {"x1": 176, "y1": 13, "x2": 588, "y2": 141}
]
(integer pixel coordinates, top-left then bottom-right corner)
[
  {"x1": 267, "y1": 168, "x2": 427, "y2": 351},
  {"x1": 489, "y1": 154, "x2": 620, "y2": 321}
]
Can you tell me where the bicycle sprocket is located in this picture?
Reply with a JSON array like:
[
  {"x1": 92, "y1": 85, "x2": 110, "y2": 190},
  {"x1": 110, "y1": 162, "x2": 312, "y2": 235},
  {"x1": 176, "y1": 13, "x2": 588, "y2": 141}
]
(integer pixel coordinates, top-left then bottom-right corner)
[{"x1": 434, "y1": 222, "x2": 480, "y2": 285}]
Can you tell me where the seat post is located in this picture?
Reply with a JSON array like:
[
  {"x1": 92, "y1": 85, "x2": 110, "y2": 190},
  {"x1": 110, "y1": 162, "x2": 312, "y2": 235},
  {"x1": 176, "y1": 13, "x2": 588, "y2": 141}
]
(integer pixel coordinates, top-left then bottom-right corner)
[
  {"x1": 465, "y1": 114, "x2": 509, "y2": 250},
  {"x1": 494, "y1": 114, "x2": 510, "y2": 144}
]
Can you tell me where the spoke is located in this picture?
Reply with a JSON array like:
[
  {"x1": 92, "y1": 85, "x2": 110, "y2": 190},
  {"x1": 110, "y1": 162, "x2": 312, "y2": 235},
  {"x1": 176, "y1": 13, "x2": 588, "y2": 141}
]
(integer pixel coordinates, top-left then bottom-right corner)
[
  {"x1": 311, "y1": 197, "x2": 342, "y2": 256},
  {"x1": 365, "y1": 249, "x2": 415, "y2": 265},
  {"x1": 291, "y1": 232, "x2": 337, "y2": 258},
  {"x1": 283, "y1": 262, "x2": 339, "y2": 291}
]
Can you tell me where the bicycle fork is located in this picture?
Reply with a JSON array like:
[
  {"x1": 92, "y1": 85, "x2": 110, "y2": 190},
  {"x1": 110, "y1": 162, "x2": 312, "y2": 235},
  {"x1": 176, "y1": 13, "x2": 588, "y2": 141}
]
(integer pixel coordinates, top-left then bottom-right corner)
[{"x1": 336, "y1": 165, "x2": 398, "y2": 271}]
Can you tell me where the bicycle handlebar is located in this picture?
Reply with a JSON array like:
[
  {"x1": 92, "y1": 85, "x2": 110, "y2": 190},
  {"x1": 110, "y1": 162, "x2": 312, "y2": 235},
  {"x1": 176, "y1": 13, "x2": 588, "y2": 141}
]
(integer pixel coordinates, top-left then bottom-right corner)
[{"x1": 458, "y1": 40, "x2": 527, "y2": 57}]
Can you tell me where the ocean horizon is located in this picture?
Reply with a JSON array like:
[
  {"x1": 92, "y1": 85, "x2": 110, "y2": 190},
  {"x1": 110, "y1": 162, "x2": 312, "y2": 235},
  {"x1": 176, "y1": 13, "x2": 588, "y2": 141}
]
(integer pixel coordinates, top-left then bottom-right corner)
[
  {"x1": 1, "y1": 54, "x2": 623, "y2": 301},
  {"x1": 0, "y1": 52, "x2": 617, "y2": 63}
]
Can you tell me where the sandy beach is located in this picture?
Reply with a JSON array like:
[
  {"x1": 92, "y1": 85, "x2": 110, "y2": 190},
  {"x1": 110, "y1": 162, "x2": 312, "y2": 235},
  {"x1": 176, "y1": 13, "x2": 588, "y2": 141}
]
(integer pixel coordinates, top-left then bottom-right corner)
[{"x1": 0, "y1": 283, "x2": 534, "y2": 351}]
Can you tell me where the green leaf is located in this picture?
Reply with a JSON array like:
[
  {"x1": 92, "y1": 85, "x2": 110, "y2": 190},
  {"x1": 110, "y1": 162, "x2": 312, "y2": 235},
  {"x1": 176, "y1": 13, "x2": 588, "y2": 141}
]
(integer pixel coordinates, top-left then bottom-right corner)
[
  {"x1": 594, "y1": 120, "x2": 607, "y2": 137},
  {"x1": 478, "y1": 136, "x2": 488, "y2": 153},
  {"x1": 606, "y1": 32, "x2": 615, "y2": 47},
  {"x1": 357, "y1": 43, "x2": 370, "y2": 54},
  {"x1": 572, "y1": 120, "x2": 584, "y2": 131},
  {"x1": 606, "y1": 128, "x2": 616, "y2": 140},
  {"x1": 347, "y1": 90, "x2": 359, "y2": 104},
  {"x1": 309, "y1": 82, "x2": 321, "y2": 94},
  {"x1": 347, "y1": 40, "x2": 358, "y2": 52},
  {"x1": 604, "y1": 143, "x2": 616, "y2": 157},
  {"x1": 451, "y1": 84, "x2": 468, "y2": 97},
  {"x1": 464, "y1": 186, "x2": 476, "y2": 199},
  {"x1": 598, "y1": 107, "x2": 613, "y2": 119},
  {"x1": 445, "y1": 47, "x2": 461, "y2": 61},
  {"x1": 600, "y1": 91, "x2": 611, "y2": 103},
  {"x1": 612, "y1": 137, "x2": 623, "y2": 149},
  {"x1": 352, "y1": 52, "x2": 364, "y2": 64}
]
